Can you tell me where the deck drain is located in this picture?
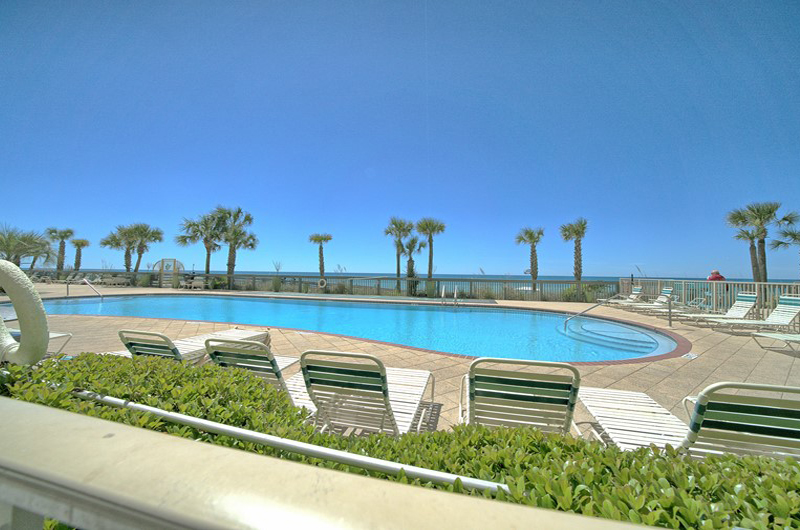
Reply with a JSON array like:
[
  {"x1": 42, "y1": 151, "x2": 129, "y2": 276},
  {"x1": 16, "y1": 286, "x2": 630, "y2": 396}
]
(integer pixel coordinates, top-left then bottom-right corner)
[{"x1": 682, "y1": 353, "x2": 698, "y2": 360}]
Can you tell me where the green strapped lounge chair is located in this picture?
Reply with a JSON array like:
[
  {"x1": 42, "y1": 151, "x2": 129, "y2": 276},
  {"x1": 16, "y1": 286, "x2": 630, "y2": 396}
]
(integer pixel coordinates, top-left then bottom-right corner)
[
  {"x1": 677, "y1": 292, "x2": 757, "y2": 325},
  {"x1": 458, "y1": 358, "x2": 581, "y2": 434},
  {"x1": 115, "y1": 328, "x2": 269, "y2": 365},
  {"x1": 617, "y1": 287, "x2": 674, "y2": 311},
  {"x1": 204, "y1": 338, "x2": 299, "y2": 397},
  {"x1": 681, "y1": 382, "x2": 800, "y2": 459},
  {"x1": 709, "y1": 295, "x2": 800, "y2": 332},
  {"x1": 751, "y1": 332, "x2": 800, "y2": 352},
  {"x1": 291, "y1": 350, "x2": 434, "y2": 436},
  {"x1": 600, "y1": 286, "x2": 643, "y2": 305},
  {"x1": 580, "y1": 383, "x2": 800, "y2": 459}
]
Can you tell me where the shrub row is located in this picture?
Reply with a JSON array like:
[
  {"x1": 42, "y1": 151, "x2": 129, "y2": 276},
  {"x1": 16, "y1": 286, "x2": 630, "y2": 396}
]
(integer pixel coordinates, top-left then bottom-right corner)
[{"x1": 3, "y1": 354, "x2": 799, "y2": 529}]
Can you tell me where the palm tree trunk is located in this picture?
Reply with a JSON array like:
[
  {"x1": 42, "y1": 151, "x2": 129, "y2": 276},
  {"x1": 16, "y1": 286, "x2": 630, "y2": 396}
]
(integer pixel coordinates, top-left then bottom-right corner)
[
  {"x1": 74, "y1": 249, "x2": 82, "y2": 271},
  {"x1": 124, "y1": 248, "x2": 132, "y2": 272},
  {"x1": 748, "y1": 242, "x2": 759, "y2": 282},
  {"x1": 227, "y1": 246, "x2": 236, "y2": 289},
  {"x1": 204, "y1": 244, "x2": 212, "y2": 275},
  {"x1": 427, "y1": 237, "x2": 434, "y2": 279},
  {"x1": 574, "y1": 239, "x2": 582, "y2": 282},
  {"x1": 757, "y1": 238, "x2": 768, "y2": 282},
  {"x1": 134, "y1": 250, "x2": 144, "y2": 273},
  {"x1": 318, "y1": 244, "x2": 325, "y2": 278},
  {"x1": 29, "y1": 257, "x2": 37, "y2": 271},
  {"x1": 57, "y1": 240, "x2": 66, "y2": 271},
  {"x1": 530, "y1": 245, "x2": 537, "y2": 293},
  {"x1": 395, "y1": 250, "x2": 401, "y2": 292}
]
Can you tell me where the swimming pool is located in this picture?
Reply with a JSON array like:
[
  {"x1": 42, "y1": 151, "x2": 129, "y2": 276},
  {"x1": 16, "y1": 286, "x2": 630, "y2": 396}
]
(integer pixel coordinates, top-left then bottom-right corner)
[{"x1": 41, "y1": 295, "x2": 678, "y2": 363}]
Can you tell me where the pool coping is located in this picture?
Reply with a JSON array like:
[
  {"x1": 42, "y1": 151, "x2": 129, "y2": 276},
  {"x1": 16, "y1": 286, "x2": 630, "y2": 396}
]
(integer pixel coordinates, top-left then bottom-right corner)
[{"x1": 39, "y1": 292, "x2": 692, "y2": 365}]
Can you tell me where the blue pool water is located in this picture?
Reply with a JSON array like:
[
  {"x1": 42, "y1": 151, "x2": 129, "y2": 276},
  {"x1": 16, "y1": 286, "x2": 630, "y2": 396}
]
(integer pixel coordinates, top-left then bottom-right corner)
[{"x1": 41, "y1": 295, "x2": 677, "y2": 362}]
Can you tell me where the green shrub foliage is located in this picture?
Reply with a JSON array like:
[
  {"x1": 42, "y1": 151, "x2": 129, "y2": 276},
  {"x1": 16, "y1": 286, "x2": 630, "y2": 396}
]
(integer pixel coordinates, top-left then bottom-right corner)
[{"x1": 4, "y1": 355, "x2": 800, "y2": 529}]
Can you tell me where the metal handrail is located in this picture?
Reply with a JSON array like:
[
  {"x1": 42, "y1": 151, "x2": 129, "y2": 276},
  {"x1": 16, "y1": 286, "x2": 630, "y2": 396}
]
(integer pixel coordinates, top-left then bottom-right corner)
[
  {"x1": 563, "y1": 300, "x2": 609, "y2": 331},
  {"x1": 82, "y1": 278, "x2": 103, "y2": 299},
  {"x1": 73, "y1": 390, "x2": 509, "y2": 494}
]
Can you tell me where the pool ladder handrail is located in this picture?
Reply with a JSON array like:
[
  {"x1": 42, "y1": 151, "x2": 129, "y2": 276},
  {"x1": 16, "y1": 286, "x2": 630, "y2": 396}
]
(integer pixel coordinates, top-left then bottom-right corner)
[
  {"x1": 563, "y1": 300, "x2": 609, "y2": 331},
  {"x1": 82, "y1": 278, "x2": 103, "y2": 299}
]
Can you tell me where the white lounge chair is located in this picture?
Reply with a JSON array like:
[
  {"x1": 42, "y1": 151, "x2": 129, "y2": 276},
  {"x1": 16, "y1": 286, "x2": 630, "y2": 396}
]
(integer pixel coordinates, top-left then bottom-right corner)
[
  {"x1": 644, "y1": 296, "x2": 706, "y2": 317},
  {"x1": 458, "y1": 358, "x2": 580, "y2": 434},
  {"x1": 113, "y1": 328, "x2": 269, "y2": 365},
  {"x1": 709, "y1": 295, "x2": 800, "y2": 332},
  {"x1": 580, "y1": 383, "x2": 800, "y2": 459},
  {"x1": 616, "y1": 287, "x2": 674, "y2": 311},
  {"x1": 287, "y1": 350, "x2": 434, "y2": 436},
  {"x1": 677, "y1": 292, "x2": 757, "y2": 326},
  {"x1": 9, "y1": 328, "x2": 73, "y2": 356},
  {"x1": 205, "y1": 338, "x2": 298, "y2": 389},
  {"x1": 752, "y1": 332, "x2": 800, "y2": 353},
  {"x1": 579, "y1": 387, "x2": 689, "y2": 450},
  {"x1": 600, "y1": 286, "x2": 643, "y2": 305}
]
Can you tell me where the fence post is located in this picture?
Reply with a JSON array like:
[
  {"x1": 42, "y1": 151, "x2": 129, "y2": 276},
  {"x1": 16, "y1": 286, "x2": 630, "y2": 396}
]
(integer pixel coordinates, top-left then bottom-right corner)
[{"x1": 375, "y1": 279, "x2": 381, "y2": 296}]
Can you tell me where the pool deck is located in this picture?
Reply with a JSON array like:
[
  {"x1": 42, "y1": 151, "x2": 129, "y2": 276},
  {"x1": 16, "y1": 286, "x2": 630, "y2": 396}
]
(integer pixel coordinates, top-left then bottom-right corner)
[{"x1": 4, "y1": 284, "x2": 799, "y2": 431}]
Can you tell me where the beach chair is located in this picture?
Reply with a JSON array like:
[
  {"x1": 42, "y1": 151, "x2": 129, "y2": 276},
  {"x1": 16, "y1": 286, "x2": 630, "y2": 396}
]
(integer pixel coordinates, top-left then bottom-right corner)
[
  {"x1": 678, "y1": 292, "x2": 757, "y2": 325},
  {"x1": 600, "y1": 286, "x2": 643, "y2": 305},
  {"x1": 616, "y1": 287, "x2": 673, "y2": 311},
  {"x1": 114, "y1": 328, "x2": 269, "y2": 365},
  {"x1": 9, "y1": 328, "x2": 73, "y2": 355},
  {"x1": 458, "y1": 358, "x2": 580, "y2": 434},
  {"x1": 645, "y1": 296, "x2": 706, "y2": 317},
  {"x1": 205, "y1": 337, "x2": 301, "y2": 397},
  {"x1": 289, "y1": 350, "x2": 434, "y2": 436},
  {"x1": 751, "y1": 332, "x2": 800, "y2": 353},
  {"x1": 681, "y1": 382, "x2": 800, "y2": 459},
  {"x1": 709, "y1": 295, "x2": 800, "y2": 332},
  {"x1": 580, "y1": 383, "x2": 800, "y2": 459}
]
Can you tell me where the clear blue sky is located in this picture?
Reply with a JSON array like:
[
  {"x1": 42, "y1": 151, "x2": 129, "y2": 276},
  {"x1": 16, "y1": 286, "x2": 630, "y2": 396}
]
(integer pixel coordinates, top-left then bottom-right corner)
[{"x1": 1, "y1": 1, "x2": 798, "y2": 278}]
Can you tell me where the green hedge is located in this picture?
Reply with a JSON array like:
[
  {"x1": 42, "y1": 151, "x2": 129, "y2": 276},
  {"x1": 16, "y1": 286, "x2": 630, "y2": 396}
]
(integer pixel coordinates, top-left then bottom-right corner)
[{"x1": 4, "y1": 355, "x2": 800, "y2": 529}]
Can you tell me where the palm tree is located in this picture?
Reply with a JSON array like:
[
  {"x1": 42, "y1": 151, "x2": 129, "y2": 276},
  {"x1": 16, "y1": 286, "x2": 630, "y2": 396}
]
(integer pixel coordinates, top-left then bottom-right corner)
[
  {"x1": 46, "y1": 228, "x2": 74, "y2": 272},
  {"x1": 100, "y1": 226, "x2": 137, "y2": 272},
  {"x1": 0, "y1": 227, "x2": 51, "y2": 268},
  {"x1": 771, "y1": 228, "x2": 800, "y2": 279},
  {"x1": 71, "y1": 239, "x2": 90, "y2": 271},
  {"x1": 175, "y1": 212, "x2": 225, "y2": 275},
  {"x1": 215, "y1": 206, "x2": 258, "y2": 289},
  {"x1": 27, "y1": 236, "x2": 55, "y2": 270},
  {"x1": 727, "y1": 203, "x2": 798, "y2": 282},
  {"x1": 128, "y1": 223, "x2": 163, "y2": 272},
  {"x1": 733, "y1": 229, "x2": 761, "y2": 283},
  {"x1": 560, "y1": 218, "x2": 588, "y2": 282},
  {"x1": 309, "y1": 233, "x2": 332, "y2": 278},
  {"x1": 402, "y1": 236, "x2": 426, "y2": 296},
  {"x1": 384, "y1": 217, "x2": 414, "y2": 292},
  {"x1": 516, "y1": 227, "x2": 544, "y2": 292},
  {"x1": 416, "y1": 218, "x2": 446, "y2": 279}
]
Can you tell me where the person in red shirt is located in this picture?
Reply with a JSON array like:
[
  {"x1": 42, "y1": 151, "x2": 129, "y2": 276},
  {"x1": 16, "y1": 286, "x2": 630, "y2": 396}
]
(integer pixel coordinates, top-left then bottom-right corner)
[{"x1": 707, "y1": 270, "x2": 726, "y2": 281}]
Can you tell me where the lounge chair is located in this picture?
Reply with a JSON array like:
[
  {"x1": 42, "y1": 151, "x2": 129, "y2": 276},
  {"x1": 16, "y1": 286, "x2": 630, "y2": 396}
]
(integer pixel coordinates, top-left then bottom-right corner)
[
  {"x1": 600, "y1": 286, "x2": 643, "y2": 305},
  {"x1": 677, "y1": 292, "x2": 757, "y2": 326},
  {"x1": 287, "y1": 350, "x2": 434, "y2": 436},
  {"x1": 615, "y1": 287, "x2": 674, "y2": 311},
  {"x1": 190, "y1": 278, "x2": 205, "y2": 290},
  {"x1": 9, "y1": 328, "x2": 73, "y2": 356},
  {"x1": 204, "y1": 338, "x2": 300, "y2": 397},
  {"x1": 751, "y1": 332, "x2": 800, "y2": 353},
  {"x1": 644, "y1": 297, "x2": 706, "y2": 317},
  {"x1": 113, "y1": 328, "x2": 269, "y2": 365},
  {"x1": 458, "y1": 358, "x2": 580, "y2": 434},
  {"x1": 709, "y1": 295, "x2": 800, "y2": 332},
  {"x1": 580, "y1": 383, "x2": 800, "y2": 459}
]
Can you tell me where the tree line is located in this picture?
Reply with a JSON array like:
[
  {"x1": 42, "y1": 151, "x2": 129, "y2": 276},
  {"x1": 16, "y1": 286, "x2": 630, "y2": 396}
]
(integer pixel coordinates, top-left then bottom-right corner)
[{"x1": 1, "y1": 201, "x2": 799, "y2": 282}]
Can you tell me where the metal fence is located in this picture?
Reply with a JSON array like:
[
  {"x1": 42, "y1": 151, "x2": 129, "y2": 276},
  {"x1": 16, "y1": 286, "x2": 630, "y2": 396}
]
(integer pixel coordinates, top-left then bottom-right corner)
[
  {"x1": 31, "y1": 269, "x2": 619, "y2": 303},
  {"x1": 619, "y1": 277, "x2": 800, "y2": 322}
]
